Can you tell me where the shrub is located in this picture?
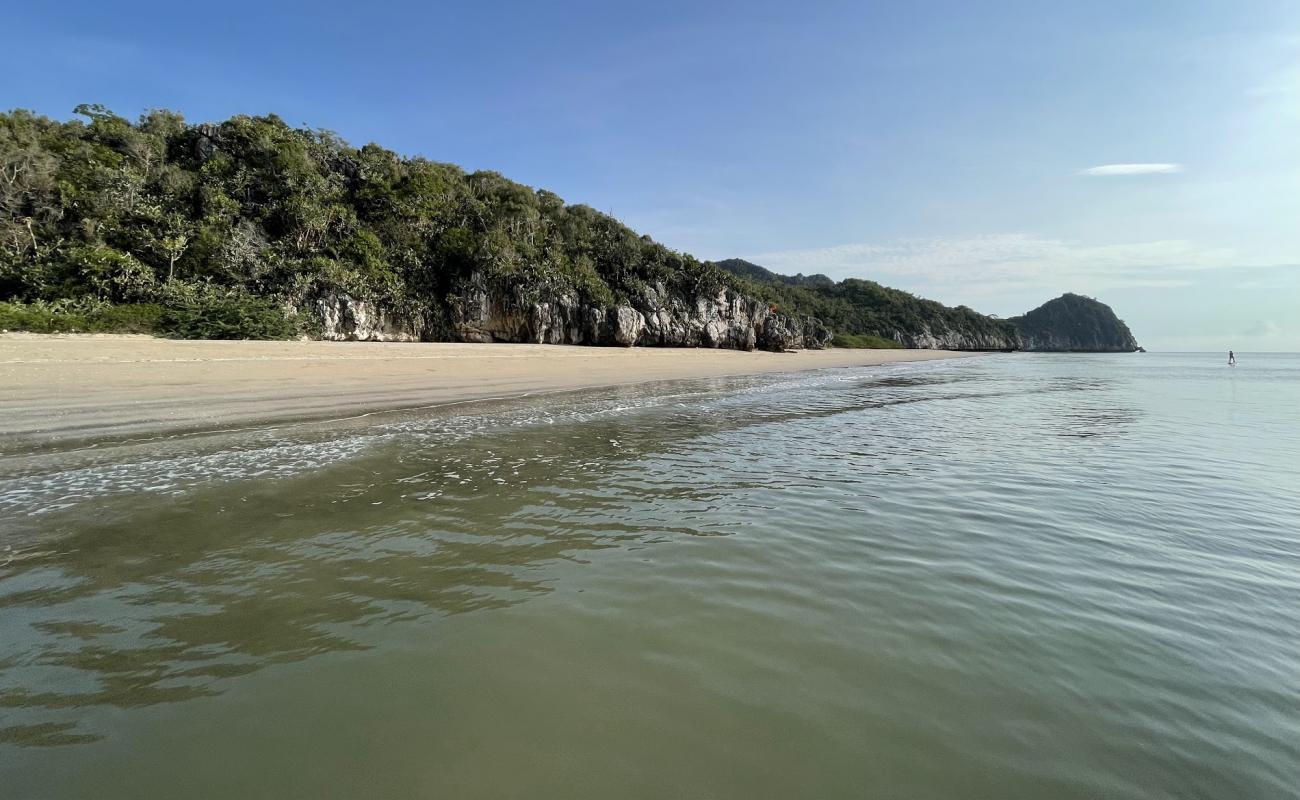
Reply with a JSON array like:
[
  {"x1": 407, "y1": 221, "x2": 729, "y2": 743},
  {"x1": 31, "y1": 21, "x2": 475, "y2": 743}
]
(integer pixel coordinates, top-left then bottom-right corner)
[
  {"x1": 91, "y1": 304, "x2": 165, "y2": 333},
  {"x1": 0, "y1": 300, "x2": 89, "y2": 332},
  {"x1": 159, "y1": 296, "x2": 298, "y2": 339},
  {"x1": 831, "y1": 332, "x2": 902, "y2": 349},
  {"x1": 0, "y1": 300, "x2": 166, "y2": 334}
]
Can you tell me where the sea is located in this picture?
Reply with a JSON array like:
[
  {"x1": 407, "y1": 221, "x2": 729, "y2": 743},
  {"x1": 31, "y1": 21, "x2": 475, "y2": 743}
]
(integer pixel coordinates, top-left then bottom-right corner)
[{"x1": 1, "y1": 352, "x2": 1297, "y2": 799}]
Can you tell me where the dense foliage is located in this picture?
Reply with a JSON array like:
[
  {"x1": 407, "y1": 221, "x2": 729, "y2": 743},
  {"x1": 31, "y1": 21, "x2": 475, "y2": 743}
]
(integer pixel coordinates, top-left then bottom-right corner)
[
  {"x1": 1, "y1": 106, "x2": 734, "y2": 338},
  {"x1": 715, "y1": 259, "x2": 1016, "y2": 347},
  {"x1": 830, "y1": 332, "x2": 903, "y2": 349},
  {"x1": 2, "y1": 105, "x2": 1117, "y2": 349},
  {"x1": 0, "y1": 299, "x2": 162, "y2": 334}
]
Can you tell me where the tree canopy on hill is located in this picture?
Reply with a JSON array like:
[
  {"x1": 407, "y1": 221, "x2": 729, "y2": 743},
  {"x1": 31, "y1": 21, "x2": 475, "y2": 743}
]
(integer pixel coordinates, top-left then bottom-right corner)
[
  {"x1": 713, "y1": 259, "x2": 835, "y2": 288},
  {"x1": 1, "y1": 106, "x2": 737, "y2": 336},
  {"x1": 1008, "y1": 293, "x2": 1139, "y2": 352},
  {"x1": 715, "y1": 258, "x2": 1016, "y2": 348},
  {"x1": 1, "y1": 106, "x2": 1130, "y2": 350}
]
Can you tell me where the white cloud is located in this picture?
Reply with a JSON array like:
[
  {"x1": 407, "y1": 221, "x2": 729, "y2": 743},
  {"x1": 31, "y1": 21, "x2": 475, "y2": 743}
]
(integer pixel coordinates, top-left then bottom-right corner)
[
  {"x1": 747, "y1": 234, "x2": 1285, "y2": 307},
  {"x1": 1081, "y1": 163, "x2": 1184, "y2": 176}
]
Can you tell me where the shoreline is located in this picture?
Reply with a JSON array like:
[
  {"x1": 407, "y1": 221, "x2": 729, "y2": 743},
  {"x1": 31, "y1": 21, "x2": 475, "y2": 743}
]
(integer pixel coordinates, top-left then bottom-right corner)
[{"x1": 0, "y1": 334, "x2": 984, "y2": 455}]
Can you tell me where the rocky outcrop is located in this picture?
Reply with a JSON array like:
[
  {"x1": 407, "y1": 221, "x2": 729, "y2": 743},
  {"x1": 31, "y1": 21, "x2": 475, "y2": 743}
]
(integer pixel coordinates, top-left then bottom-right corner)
[
  {"x1": 318, "y1": 279, "x2": 1137, "y2": 355},
  {"x1": 610, "y1": 305, "x2": 646, "y2": 346},
  {"x1": 889, "y1": 295, "x2": 1139, "y2": 352},
  {"x1": 1008, "y1": 294, "x2": 1139, "y2": 352},
  {"x1": 892, "y1": 326, "x2": 1018, "y2": 351},
  {"x1": 316, "y1": 294, "x2": 421, "y2": 342},
  {"x1": 322, "y1": 273, "x2": 830, "y2": 351},
  {"x1": 455, "y1": 276, "x2": 829, "y2": 350}
]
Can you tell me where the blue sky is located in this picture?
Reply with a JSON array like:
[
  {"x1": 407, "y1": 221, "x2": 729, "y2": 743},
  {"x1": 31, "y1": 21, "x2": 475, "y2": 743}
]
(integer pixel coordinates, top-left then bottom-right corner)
[{"x1": 5, "y1": 0, "x2": 1299, "y2": 349}]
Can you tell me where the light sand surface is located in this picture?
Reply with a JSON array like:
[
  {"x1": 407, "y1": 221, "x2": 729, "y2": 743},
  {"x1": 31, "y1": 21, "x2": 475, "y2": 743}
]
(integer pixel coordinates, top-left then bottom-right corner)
[{"x1": 0, "y1": 334, "x2": 979, "y2": 452}]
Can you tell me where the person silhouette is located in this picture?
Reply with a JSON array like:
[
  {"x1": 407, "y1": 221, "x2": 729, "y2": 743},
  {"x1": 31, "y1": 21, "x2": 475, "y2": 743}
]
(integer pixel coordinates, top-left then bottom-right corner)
[{"x1": 1229, "y1": 350, "x2": 1236, "y2": 366}]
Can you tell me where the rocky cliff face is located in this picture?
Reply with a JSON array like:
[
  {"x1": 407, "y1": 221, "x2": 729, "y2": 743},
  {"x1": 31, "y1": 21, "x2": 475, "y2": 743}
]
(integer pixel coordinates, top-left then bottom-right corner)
[
  {"x1": 1008, "y1": 294, "x2": 1139, "y2": 352},
  {"x1": 317, "y1": 295, "x2": 421, "y2": 342},
  {"x1": 890, "y1": 294, "x2": 1139, "y2": 352},
  {"x1": 891, "y1": 326, "x2": 1019, "y2": 351},
  {"x1": 316, "y1": 273, "x2": 831, "y2": 351},
  {"x1": 316, "y1": 284, "x2": 1135, "y2": 355}
]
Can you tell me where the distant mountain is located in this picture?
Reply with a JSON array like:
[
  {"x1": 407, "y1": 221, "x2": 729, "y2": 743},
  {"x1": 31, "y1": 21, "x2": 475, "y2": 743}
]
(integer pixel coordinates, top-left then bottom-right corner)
[
  {"x1": 717, "y1": 259, "x2": 1140, "y2": 352},
  {"x1": 1007, "y1": 293, "x2": 1139, "y2": 352}
]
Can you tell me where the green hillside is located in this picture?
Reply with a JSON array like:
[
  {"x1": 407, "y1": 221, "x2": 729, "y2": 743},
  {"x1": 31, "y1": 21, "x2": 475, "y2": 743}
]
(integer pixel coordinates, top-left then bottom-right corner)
[
  {"x1": 0, "y1": 106, "x2": 748, "y2": 340},
  {"x1": 715, "y1": 259, "x2": 1019, "y2": 350}
]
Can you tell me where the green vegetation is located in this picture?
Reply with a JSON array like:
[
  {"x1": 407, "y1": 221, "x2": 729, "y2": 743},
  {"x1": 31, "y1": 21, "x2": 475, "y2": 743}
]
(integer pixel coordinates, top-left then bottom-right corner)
[
  {"x1": 830, "y1": 332, "x2": 903, "y2": 349},
  {"x1": 1, "y1": 105, "x2": 736, "y2": 338},
  {"x1": 1008, "y1": 293, "x2": 1139, "y2": 352},
  {"x1": 0, "y1": 295, "x2": 299, "y2": 339},
  {"x1": 0, "y1": 299, "x2": 163, "y2": 334},
  {"x1": 160, "y1": 296, "x2": 300, "y2": 340},
  {"x1": 715, "y1": 259, "x2": 1017, "y2": 349},
  {"x1": 2, "y1": 105, "x2": 1119, "y2": 349}
]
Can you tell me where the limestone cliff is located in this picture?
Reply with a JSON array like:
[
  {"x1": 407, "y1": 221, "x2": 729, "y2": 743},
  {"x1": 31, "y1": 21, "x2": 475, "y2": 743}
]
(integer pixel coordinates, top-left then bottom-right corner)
[
  {"x1": 890, "y1": 326, "x2": 1019, "y2": 351},
  {"x1": 316, "y1": 273, "x2": 831, "y2": 351}
]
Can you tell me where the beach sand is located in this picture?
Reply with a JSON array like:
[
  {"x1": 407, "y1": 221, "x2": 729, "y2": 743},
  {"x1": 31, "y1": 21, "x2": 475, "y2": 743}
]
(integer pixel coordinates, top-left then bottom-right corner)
[{"x1": 0, "y1": 334, "x2": 978, "y2": 452}]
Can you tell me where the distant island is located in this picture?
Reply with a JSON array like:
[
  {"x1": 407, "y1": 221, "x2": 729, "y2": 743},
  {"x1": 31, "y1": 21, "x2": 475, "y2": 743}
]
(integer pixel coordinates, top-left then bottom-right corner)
[
  {"x1": 1007, "y1": 293, "x2": 1140, "y2": 352},
  {"x1": 1, "y1": 106, "x2": 1137, "y2": 353}
]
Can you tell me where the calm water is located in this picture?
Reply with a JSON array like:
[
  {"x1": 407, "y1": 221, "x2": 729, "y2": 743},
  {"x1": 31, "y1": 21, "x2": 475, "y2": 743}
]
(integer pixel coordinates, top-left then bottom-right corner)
[{"x1": 2, "y1": 353, "x2": 1298, "y2": 799}]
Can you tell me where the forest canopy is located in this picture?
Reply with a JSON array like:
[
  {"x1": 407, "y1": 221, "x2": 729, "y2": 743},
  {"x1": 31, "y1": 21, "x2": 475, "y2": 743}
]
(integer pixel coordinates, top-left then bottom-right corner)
[
  {"x1": 0, "y1": 106, "x2": 736, "y2": 338},
  {"x1": 2, "y1": 106, "x2": 1042, "y2": 348},
  {"x1": 714, "y1": 259, "x2": 1017, "y2": 348}
]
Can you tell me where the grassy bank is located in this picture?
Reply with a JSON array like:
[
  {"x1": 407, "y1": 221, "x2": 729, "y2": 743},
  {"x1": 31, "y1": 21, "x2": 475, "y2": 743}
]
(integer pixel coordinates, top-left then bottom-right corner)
[
  {"x1": 831, "y1": 332, "x2": 903, "y2": 349},
  {"x1": 0, "y1": 298, "x2": 300, "y2": 339}
]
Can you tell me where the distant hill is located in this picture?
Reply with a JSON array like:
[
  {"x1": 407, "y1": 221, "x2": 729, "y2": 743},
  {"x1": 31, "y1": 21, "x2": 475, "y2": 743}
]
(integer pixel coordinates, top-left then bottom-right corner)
[
  {"x1": 716, "y1": 259, "x2": 1019, "y2": 350},
  {"x1": 1007, "y1": 293, "x2": 1139, "y2": 352},
  {"x1": 713, "y1": 259, "x2": 835, "y2": 289},
  {"x1": 717, "y1": 259, "x2": 1139, "y2": 352}
]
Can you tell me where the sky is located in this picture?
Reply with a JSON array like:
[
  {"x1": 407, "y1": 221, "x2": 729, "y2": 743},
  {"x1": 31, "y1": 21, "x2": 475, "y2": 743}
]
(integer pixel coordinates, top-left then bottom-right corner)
[{"x1": 5, "y1": 0, "x2": 1299, "y2": 350}]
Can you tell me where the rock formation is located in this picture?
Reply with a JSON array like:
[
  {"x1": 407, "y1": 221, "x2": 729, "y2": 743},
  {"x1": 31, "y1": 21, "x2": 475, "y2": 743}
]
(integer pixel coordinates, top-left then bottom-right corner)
[
  {"x1": 317, "y1": 273, "x2": 831, "y2": 351},
  {"x1": 890, "y1": 326, "x2": 1019, "y2": 351},
  {"x1": 316, "y1": 295, "x2": 421, "y2": 342},
  {"x1": 1007, "y1": 294, "x2": 1140, "y2": 352}
]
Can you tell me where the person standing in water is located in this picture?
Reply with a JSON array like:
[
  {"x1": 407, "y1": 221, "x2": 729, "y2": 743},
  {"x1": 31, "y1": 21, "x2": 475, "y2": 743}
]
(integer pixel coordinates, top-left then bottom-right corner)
[{"x1": 1229, "y1": 350, "x2": 1236, "y2": 366}]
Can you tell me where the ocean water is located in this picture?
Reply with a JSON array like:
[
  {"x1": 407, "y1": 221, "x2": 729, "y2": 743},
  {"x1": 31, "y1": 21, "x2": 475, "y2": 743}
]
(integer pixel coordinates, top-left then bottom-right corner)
[{"x1": 1, "y1": 352, "x2": 1298, "y2": 799}]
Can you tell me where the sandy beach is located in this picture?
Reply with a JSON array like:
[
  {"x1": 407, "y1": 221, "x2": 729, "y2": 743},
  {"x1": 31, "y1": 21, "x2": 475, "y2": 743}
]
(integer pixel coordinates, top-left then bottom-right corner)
[{"x1": 0, "y1": 334, "x2": 977, "y2": 452}]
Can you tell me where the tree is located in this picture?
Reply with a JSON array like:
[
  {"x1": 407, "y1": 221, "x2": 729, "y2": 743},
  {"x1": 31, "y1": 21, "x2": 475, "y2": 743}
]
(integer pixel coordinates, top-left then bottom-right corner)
[{"x1": 148, "y1": 213, "x2": 193, "y2": 282}]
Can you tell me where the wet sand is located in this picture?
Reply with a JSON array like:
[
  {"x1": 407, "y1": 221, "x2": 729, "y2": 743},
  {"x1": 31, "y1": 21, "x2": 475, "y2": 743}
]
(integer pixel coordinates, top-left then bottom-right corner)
[{"x1": 0, "y1": 334, "x2": 978, "y2": 452}]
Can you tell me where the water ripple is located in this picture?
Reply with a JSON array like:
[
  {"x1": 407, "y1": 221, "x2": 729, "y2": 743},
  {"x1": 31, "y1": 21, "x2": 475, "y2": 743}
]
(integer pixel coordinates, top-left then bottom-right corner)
[{"x1": 2, "y1": 354, "x2": 1299, "y2": 799}]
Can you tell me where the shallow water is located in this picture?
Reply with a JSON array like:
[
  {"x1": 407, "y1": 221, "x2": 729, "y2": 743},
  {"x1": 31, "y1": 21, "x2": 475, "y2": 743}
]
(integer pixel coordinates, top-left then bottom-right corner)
[{"x1": 2, "y1": 353, "x2": 1298, "y2": 799}]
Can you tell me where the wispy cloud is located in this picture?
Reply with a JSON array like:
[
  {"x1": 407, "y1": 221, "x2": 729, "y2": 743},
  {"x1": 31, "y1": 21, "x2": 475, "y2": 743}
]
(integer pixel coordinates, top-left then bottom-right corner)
[
  {"x1": 755, "y1": 234, "x2": 1239, "y2": 279},
  {"x1": 1243, "y1": 320, "x2": 1280, "y2": 337},
  {"x1": 748, "y1": 234, "x2": 1279, "y2": 304},
  {"x1": 1233, "y1": 273, "x2": 1300, "y2": 291},
  {"x1": 1081, "y1": 163, "x2": 1183, "y2": 176}
]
